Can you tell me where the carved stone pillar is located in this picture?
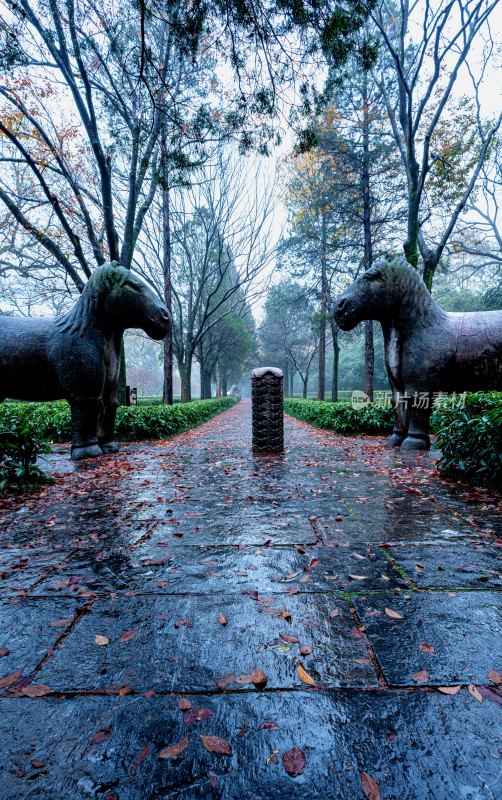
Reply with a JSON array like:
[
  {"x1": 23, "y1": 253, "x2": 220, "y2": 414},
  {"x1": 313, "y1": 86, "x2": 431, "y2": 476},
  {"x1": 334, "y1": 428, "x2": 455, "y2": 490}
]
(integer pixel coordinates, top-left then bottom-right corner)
[{"x1": 252, "y1": 367, "x2": 284, "y2": 453}]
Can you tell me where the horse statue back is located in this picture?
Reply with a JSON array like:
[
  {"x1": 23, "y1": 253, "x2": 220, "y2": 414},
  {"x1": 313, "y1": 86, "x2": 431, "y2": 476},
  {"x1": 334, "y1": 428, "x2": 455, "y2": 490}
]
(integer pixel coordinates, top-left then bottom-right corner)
[
  {"x1": 0, "y1": 264, "x2": 170, "y2": 459},
  {"x1": 334, "y1": 258, "x2": 502, "y2": 450}
]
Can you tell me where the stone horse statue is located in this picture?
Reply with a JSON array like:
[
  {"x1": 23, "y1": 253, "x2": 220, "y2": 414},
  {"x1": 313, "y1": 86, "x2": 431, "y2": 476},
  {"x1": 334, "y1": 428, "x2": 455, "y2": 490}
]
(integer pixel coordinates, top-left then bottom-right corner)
[
  {"x1": 334, "y1": 258, "x2": 502, "y2": 451},
  {"x1": 0, "y1": 264, "x2": 170, "y2": 459}
]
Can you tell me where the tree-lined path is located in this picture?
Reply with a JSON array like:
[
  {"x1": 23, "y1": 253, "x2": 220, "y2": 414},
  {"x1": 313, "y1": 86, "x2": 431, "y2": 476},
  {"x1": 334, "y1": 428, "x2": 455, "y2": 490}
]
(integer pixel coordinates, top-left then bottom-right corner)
[{"x1": 0, "y1": 400, "x2": 501, "y2": 799}]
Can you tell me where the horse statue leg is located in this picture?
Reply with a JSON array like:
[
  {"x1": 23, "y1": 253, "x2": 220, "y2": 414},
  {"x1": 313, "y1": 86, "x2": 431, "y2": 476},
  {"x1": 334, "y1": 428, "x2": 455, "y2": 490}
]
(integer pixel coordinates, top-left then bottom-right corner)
[
  {"x1": 98, "y1": 382, "x2": 119, "y2": 454},
  {"x1": 400, "y1": 392, "x2": 431, "y2": 451},
  {"x1": 70, "y1": 398, "x2": 104, "y2": 460}
]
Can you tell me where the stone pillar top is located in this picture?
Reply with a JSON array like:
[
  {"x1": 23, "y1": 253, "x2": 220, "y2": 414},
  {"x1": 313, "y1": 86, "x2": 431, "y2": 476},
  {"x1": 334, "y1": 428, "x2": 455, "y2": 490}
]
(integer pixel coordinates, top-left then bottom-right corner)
[{"x1": 251, "y1": 367, "x2": 283, "y2": 379}]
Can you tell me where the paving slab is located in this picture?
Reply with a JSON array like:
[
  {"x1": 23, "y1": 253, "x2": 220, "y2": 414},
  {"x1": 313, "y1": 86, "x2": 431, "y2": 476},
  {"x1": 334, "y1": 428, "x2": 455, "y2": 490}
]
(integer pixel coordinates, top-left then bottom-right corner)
[
  {"x1": 0, "y1": 597, "x2": 80, "y2": 677},
  {"x1": 387, "y1": 544, "x2": 502, "y2": 589},
  {"x1": 37, "y1": 593, "x2": 378, "y2": 692},
  {"x1": 1, "y1": 691, "x2": 501, "y2": 800},
  {"x1": 352, "y1": 591, "x2": 502, "y2": 686}
]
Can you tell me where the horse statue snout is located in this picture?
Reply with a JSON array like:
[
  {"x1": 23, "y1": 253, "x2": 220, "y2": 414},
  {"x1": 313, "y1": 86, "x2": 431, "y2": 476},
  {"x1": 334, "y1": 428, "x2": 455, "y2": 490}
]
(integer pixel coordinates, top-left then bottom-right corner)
[
  {"x1": 334, "y1": 295, "x2": 354, "y2": 330},
  {"x1": 148, "y1": 305, "x2": 171, "y2": 340}
]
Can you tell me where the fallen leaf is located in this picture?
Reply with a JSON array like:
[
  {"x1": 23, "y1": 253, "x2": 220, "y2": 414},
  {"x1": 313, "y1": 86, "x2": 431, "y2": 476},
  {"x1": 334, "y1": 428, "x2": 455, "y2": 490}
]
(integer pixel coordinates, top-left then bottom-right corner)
[
  {"x1": 349, "y1": 574, "x2": 367, "y2": 581},
  {"x1": 361, "y1": 770, "x2": 381, "y2": 800},
  {"x1": 21, "y1": 684, "x2": 54, "y2": 697},
  {"x1": 329, "y1": 609, "x2": 339, "y2": 618},
  {"x1": 178, "y1": 697, "x2": 192, "y2": 711},
  {"x1": 266, "y1": 749, "x2": 279, "y2": 765},
  {"x1": 209, "y1": 771, "x2": 218, "y2": 787},
  {"x1": 119, "y1": 629, "x2": 137, "y2": 643},
  {"x1": 90, "y1": 725, "x2": 112, "y2": 745},
  {"x1": 217, "y1": 673, "x2": 235, "y2": 689},
  {"x1": 174, "y1": 619, "x2": 192, "y2": 629},
  {"x1": 235, "y1": 668, "x2": 267, "y2": 687},
  {"x1": 437, "y1": 685, "x2": 461, "y2": 695},
  {"x1": 297, "y1": 664, "x2": 317, "y2": 687},
  {"x1": 488, "y1": 669, "x2": 502, "y2": 685},
  {"x1": 159, "y1": 736, "x2": 189, "y2": 759},
  {"x1": 0, "y1": 649, "x2": 9, "y2": 658},
  {"x1": 200, "y1": 735, "x2": 231, "y2": 755},
  {"x1": 468, "y1": 684, "x2": 483, "y2": 702},
  {"x1": 0, "y1": 669, "x2": 23, "y2": 689},
  {"x1": 282, "y1": 747, "x2": 306, "y2": 776},
  {"x1": 95, "y1": 635, "x2": 109, "y2": 646},
  {"x1": 280, "y1": 633, "x2": 299, "y2": 644},
  {"x1": 478, "y1": 686, "x2": 502, "y2": 705},
  {"x1": 218, "y1": 613, "x2": 228, "y2": 627},
  {"x1": 384, "y1": 608, "x2": 403, "y2": 619},
  {"x1": 412, "y1": 670, "x2": 429, "y2": 684},
  {"x1": 258, "y1": 721, "x2": 280, "y2": 731},
  {"x1": 300, "y1": 645, "x2": 313, "y2": 656},
  {"x1": 183, "y1": 705, "x2": 213, "y2": 726},
  {"x1": 419, "y1": 643, "x2": 435, "y2": 655}
]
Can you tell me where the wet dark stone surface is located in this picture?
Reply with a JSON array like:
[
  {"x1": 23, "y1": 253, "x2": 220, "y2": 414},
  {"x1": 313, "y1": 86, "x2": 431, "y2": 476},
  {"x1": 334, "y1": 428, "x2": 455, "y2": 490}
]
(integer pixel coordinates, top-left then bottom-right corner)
[
  {"x1": 1, "y1": 400, "x2": 501, "y2": 798},
  {"x1": 353, "y1": 591, "x2": 502, "y2": 686},
  {"x1": 1, "y1": 692, "x2": 501, "y2": 800}
]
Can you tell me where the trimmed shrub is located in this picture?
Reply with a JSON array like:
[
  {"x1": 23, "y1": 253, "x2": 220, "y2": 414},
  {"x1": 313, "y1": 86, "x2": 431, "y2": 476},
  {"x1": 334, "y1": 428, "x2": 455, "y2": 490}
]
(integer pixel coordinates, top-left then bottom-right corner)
[
  {"x1": 284, "y1": 398, "x2": 394, "y2": 435},
  {"x1": 0, "y1": 397, "x2": 238, "y2": 443},
  {"x1": 432, "y1": 392, "x2": 502, "y2": 489},
  {"x1": 0, "y1": 419, "x2": 52, "y2": 492}
]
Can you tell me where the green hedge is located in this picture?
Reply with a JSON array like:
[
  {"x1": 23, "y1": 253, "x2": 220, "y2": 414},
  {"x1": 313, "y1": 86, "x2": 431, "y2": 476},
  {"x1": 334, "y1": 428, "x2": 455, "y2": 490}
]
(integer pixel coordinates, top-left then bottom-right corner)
[
  {"x1": 0, "y1": 397, "x2": 238, "y2": 443},
  {"x1": 284, "y1": 398, "x2": 394, "y2": 435},
  {"x1": 432, "y1": 392, "x2": 502, "y2": 489}
]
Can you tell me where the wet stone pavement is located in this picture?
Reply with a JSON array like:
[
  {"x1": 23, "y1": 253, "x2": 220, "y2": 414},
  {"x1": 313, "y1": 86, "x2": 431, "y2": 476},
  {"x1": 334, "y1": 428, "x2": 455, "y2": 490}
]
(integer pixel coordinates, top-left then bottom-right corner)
[{"x1": 0, "y1": 400, "x2": 501, "y2": 800}]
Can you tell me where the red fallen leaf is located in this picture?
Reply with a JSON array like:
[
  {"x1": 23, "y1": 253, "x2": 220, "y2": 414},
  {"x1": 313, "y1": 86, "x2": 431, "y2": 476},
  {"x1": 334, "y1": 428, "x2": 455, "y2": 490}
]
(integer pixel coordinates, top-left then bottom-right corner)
[
  {"x1": 488, "y1": 669, "x2": 502, "y2": 685},
  {"x1": 21, "y1": 684, "x2": 54, "y2": 697},
  {"x1": 437, "y1": 685, "x2": 461, "y2": 695},
  {"x1": 282, "y1": 747, "x2": 306, "y2": 776},
  {"x1": 0, "y1": 649, "x2": 10, "y2": 657},
  {"x1": 172, "y1": 532, "x2": 184, "y2": 538},
  {"x1": 309, "y1": 558, "x2": 319, "y2": 568},
  {"x1": 350, "y1": 627, "x2": 363, "y2": 639},
  {"x1": 300, "y1": 645, "x2": 313, "y2": 656},
  {"x1": 478, "y1": 686, "x2": 502, "y2": 705},
  {"x1": 90, "y1": 725, "x2": 113, "y2": 745},
  {"x1": 218, "y1": 612, "x2": 228, "y2": 626},
  {"x1": 183, "y1": 705, "x2": 213, "y2": 726},
  {"x1": 258, "y1": 721, "x2": 280, "y2": 730},
  {"x1": 174, "y1": 619, "x2": 192, "y2": 629},
  {"x1": 217, "y1": 673, "x2": 235, "y2": 689},
  {"x1": 178, "y1": 697, "x2": 192, "y2": 711},
  {"x1": 361, "y1": 770, "x2": 381, "y2": 800},
  {"x1": 384, "y1": 608, "x2": 403, "y2": 619},
  {"x1": 412, "y1": 669, "x2": 430, "y2": 684},
  {"x1": 155, "y1": 581, "x2": 168, "y2": 588},
  {"x1": 200, "y1": 735, "x2": 232, "y2": 755},
  {"x1": 385, "y1": 732, "x2": 397, "y2": 742},
  {"x1": 236, "y1": 668, "x2": 267, "y2": 687},
  {"x1": 241, "y1": 589, "x2": 259, "y2": 600},
  {"x1": 144, "y1": 689, "x2": 155, "y2": 700},
  {"x1": 119, "y1": 629, "x2": 138, "y2": 643},
  {"x1": 238, "y1": 719, "x2": 250, "y2": 736},
  {"x1": 48, "y1": 618, "x2": 73, "y2": 628},
  {"x1": 419, "y1": 643, "x2": 435, "y2": 655},
  {"x1": 158, "y1": 736, "x2": 189, "y2": 759},
  {"x1": 280, "y1": 633, "x2": 299, "y2": 644},
  {"x1": 0, "y1": 669, "x2": 23, "y2": 689},
  {"x1": 209, "y1": 771, "x2": 218, "y2": 787},
  {"x1": 329, "y1": 609, "x2": 339, "y2": 618},
  {"x1": 335, "y1": 515, "x2": 343, "y2": 522}
]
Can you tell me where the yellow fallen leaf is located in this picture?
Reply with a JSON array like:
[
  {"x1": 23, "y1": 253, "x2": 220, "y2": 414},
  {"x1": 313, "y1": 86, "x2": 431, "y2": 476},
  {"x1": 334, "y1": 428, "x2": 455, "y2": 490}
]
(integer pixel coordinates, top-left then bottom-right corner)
[
  {"x1": 95, "y1": 635, "x2": 109, "y2": 646},
  {"x1": 437, "y1": 685, "x2": 461, "y2": 695},
  {"x1": 384, "y1": 608, "x2": 403, "y2": 619},
  {"x1": 297, "y1": 664, "x2": 317, "y2": 687},
  {"x1": 468, "y1": 684, "x2": 483, "y2": 703}
]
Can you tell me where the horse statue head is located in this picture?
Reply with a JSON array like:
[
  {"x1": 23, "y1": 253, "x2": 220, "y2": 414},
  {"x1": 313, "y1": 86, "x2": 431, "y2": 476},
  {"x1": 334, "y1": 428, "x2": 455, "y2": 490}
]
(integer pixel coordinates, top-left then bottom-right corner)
[
  {"x1": 57, "y1": 263, "x2": 170, "y2": 340},
  {"x1": 334, "y1": 257, "x2": 438, "y2": 331}
]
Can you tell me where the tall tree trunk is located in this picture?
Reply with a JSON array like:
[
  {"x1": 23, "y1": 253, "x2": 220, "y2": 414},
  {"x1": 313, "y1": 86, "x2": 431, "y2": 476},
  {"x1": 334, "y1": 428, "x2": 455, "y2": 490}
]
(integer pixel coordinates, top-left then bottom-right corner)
[
  {"x1": 318, "y1": 209, "x2": 328, "y2": 400},
  {"x1": 330, "y1": 320, "x2": 339, "y2": 402},
  {"x1": 290, "y1": 369, "x2": 294, "y2": 397},
  {"x1": 216, "y1": 368, "x2": 222, "y2": 398},
  {"x1": 222, "y1": 374, "x2": 228, "y2": 397},
  {"x1": 283, "y1": 360, "x2": 290, "y2": 398},
  {"x1": 162, "y1": 137, "x2": 173, "y2": 405},
  {"x1": 362, "y1": 70, "x2": 374, "y2": 401},
  {"x1": 180, "y1": 361, "x2": 192, "y2": 402},
  {"x1": 302, "y1": 377, "x2": 308, "y2": 399}
]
